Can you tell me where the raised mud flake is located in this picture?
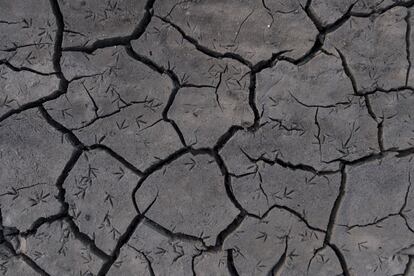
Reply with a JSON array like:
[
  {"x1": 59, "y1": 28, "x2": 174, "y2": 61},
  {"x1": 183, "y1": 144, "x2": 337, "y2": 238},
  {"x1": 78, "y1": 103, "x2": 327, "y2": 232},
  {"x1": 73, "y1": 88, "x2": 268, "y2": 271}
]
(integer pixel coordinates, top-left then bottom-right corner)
[
  {"x1": 154, "y1": 0, "x2": 318, "y2": 63},
  {"x1": 59, "y1": 47, "x2": 172, "y2": 119},
  {"x1": 56, "y1": 48, "x2": 183, "y2": 170},
  {"x1": 132, "y1": 18, "x2": 255, "y2": 148},
  {"x1": 326, "y1": 7, "x2": 408, "y2": 91},
  {"x1": 223, "y1": 208, "x2": 323, "y2": 276},
  {"x1": 43, "y1": 76, "x2": 100, "y2": 130},
  {"x1": 169, "y1": 62, "x2": 254, "y2": 148},
  {"x1": 76, "y1": 108, "x2": 183, "y2": 171},
  {"x1": 0, "y1": 110, "x2": 72, "y2": 232},
  {"x1": 370, "y1": 90, "x2": 414, "y2": 150},
  {"x1": 336, "y1": 155, "x2": 412, "y2": 227},
  {"x1": 60, "y1": 0, "x2": 147, "y2": 48},
  {"x1": 254, "y1": 57, "x2": 332, "y2": 170},
  {"x1": 257, "y1": 53, "x2": 354, "y2": 107},
  {"x1": 63, "y1": 150, "x2": 140, "y2": 255},
  {"x1": 317, "y1": 97, "x2": 379, "y2": 162},
  {"x1": 225, "y1": 53, "x2": 377, "y2": 172},
  {"x1": 219, "y1": 123, "x2": 332, "y2": 175},
  {"x1": 60, "y1": 47, "x2": 172, "y2": 101},
  {"x1": 131, "y1": 17, "x2": 252, "y2": 85},
  {"x1": 25, "y1": 220, "x2": 104, "y2": 275},
  {"x1": 230, "y1": 159, "x2": 341, "y2": 229},
  {"x1": 135, "y1": 153, "x2": 239, "y2": 246},
  {"x1": 2, "y1": 0, "x2": 414, "y2": 275},
  {"x1": 0, "y1": 69, "x2": 60, "y2": 119},
  {"x1": 107, "y1": 221, "x2": 203, "y2": 276},
  {"x1": 331, "y1": 216, "x2": 414, "y2": 276},
  {"x1": 257, "y1": 53, "x2": 379, "y2": 164},
  {"x1": 0, "y1": 244, "x2": 38, "y2": 276}
]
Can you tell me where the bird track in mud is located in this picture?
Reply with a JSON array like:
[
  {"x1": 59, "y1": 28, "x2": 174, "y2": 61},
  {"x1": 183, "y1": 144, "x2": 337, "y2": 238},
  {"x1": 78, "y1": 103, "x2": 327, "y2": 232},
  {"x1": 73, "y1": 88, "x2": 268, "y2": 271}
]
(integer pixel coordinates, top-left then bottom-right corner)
[{"x1": 2, "y1": 0, "x2": 414, "y2": 275}]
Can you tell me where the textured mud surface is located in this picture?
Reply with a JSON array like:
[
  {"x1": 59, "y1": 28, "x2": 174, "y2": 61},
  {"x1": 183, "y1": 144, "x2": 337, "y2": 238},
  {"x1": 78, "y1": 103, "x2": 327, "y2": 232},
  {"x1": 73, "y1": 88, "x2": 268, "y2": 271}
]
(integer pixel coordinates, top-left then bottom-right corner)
[{"x1": 2, "y1": 0, "x2": 414, "y2": 275}]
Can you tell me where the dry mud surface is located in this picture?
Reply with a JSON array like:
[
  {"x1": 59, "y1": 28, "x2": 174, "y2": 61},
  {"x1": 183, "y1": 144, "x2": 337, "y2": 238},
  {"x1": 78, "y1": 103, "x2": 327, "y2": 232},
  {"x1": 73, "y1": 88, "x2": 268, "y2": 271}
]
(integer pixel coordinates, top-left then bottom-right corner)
[{"x1": 2, "y1": 0, "x2": 414, "y2": 275}]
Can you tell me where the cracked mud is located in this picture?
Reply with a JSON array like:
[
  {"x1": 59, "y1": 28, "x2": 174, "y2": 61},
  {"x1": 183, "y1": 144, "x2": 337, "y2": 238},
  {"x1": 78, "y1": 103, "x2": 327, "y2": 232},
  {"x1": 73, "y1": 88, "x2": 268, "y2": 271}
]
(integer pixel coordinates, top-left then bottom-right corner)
[{"x1": 2, "y1": 0, "x2": 414, "y2": 275}]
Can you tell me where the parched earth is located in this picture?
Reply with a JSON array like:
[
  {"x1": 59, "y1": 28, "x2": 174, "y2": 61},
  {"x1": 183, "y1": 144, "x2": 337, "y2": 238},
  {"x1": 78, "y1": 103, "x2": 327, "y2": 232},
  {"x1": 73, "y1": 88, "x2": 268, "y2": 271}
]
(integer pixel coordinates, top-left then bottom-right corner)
[{"x1": 2, "y1": 0, "x2": 414, "y2": 275}]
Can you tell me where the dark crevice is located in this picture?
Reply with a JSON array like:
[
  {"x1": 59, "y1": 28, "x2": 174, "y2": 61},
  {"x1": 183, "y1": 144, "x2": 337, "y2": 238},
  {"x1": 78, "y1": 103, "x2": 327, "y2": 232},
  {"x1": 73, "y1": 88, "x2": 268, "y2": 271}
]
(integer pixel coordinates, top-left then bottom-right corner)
[
  {"x1": 267, "y1": 235, "x2": 288, "y2": 276},
  {"x1": 350, "y1": 0, "x2": 414, "y2": 18},
  {"x1": 212, "y1": 151, "x2": 249, "y2": 213},
  {"x1": 81, "y1": 81, "x2": 99, "y2": 117},
  {"x1": 131, "y1": 176, "x2": 149, "y2": 214},
  {"x1": 97, "y1": 195, "x2": 157, "y2": 275},
  {"x1": 344, "y1": 213, "x2": 398, "y2": 230},
  {"x1": 48, "y1": 0, "x2": 65, "y2": 78},
  {"x1": 97, "y1": 215, "x2": 145, "y2": 275},
  {"x1": 142, "y1": 146, "x2": 190, "y2": 175},
  {"x1": 323, "y1": 1, "x2": 359, "y2": 33},
  {"x1": 127, "y1": 244, "x2": 156, "y2": 276},
  {"x1": 300, "y1": 0, "x2": 324, "y2": 32},
  {"x1": 233, "y1": 9, "x2": 255, "y2": 43},
  {"x1": 290, "y1": 92, "x2": 352, "y2": 109},
  {"x1": 324, "y1": 163, "x2": 347, "y2": 245},
  {"x1": 2, "y1": 1, "x2": 413, "y2": 275},
  {"x1": 206, "y1": 212, "x2": 247, "y2": 252},
  {"x1": 53, "y1": 147, "x2": 83, "y2": 214},
  {"x1": 251, "y1": 50, "x2": 292, "y2": 74},
  {"x1": 38, "y1": 105, "x2": 84, "y2": 148},
  {"x1": 403, "y1": 255, "x2": 413, "y2": 275},
  {"x1": 280, "y1": 33, "x2": 325, "y2": 66},
  {"x1": 362, "y1": 94, "x2": 384, "y2": 152},
  {"x1": 360, "y1": 85, "x2": 414, "y2": 95},
  {"x1": 87, "y1": 144, "x2": 144, "y2": 176},
  {"x1": 161, "y1": 86, "x2": 188, "y2": 147},
  {"x1": 155, "y1": 15, "x2": 252, "y2": 68},
  {"x1": 0, "y1": 59, "x2": 58, "y2": 76},
  {"x1": 191, "y1": 251, "x2": 203, "y2": 276},
  {"x1": 70, "y1": 97, "x2": 154, "y2": 131},
  {"x1": 65, "y1": 217, "x2": 110, "y2": 261},
  {"x1": 7, "y1": 148, "x2": 83, "y2": 242},
  {"x1": 16, "y1": 252, "x2": 51, "y2": 276},
  {"x1": 213, "y1": 65, "x2": 226, "y2": 110},
  {"x1": 336, "y1": 48, "x2": 359, "y2": 94},
  {"x1": 314, "y1": 108, "x2": 323, "y2": 160},
  {"x1": 240, "y1": 147, "x2": 339, "y2": 175},
  {"x1": 143, "y1": 217, "x2": 206, "y2": 246},
  {"x1": 325, "y1": 150, "x2": 385, "y2": 166},
  {"x1": 214, "y1": 125, "x2": 244, "y2": 152},
  {"x1": 125, "y1": 44, "x2": 190, "y2": 147},
  {"x1": 327, "y1": 243, "x2": 350, "y2": 276},
  {"x1": 377, "y1": 119, "x2": 385, "y2": 152},
  {"x1": 406, "y1": 10, "x2": 412, "y2": 86},
  {"x1": 345, "y1": 172, "x2": 412, "y2": 231},
  {"x1": 226, "y1": 248, "x2": 240, "y2": 276},
  {"x1": 19, "y1": 213, "x2": 68, "y2": 238},
  {"x1": 0, "y1": 209, "x2": 50, "y2": 276},
  {"x1": 250, "y1": 204, "x2": 326, "y2": 233},
  {"x1": 247, "y1": 73, "x2": 261, "y2": 130},
  {"x1": 363, "y1": 95, "x2": 378, "y2": 121},
  {"x1": 0, "y1": 42, "x2": 52, "y2": 52},
  {"x1": 0, "y1": 7, "x2": 76, "y2": 124},
  {"x1": 0, "y1": 82, "x2": 67, "y2": 124}
]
